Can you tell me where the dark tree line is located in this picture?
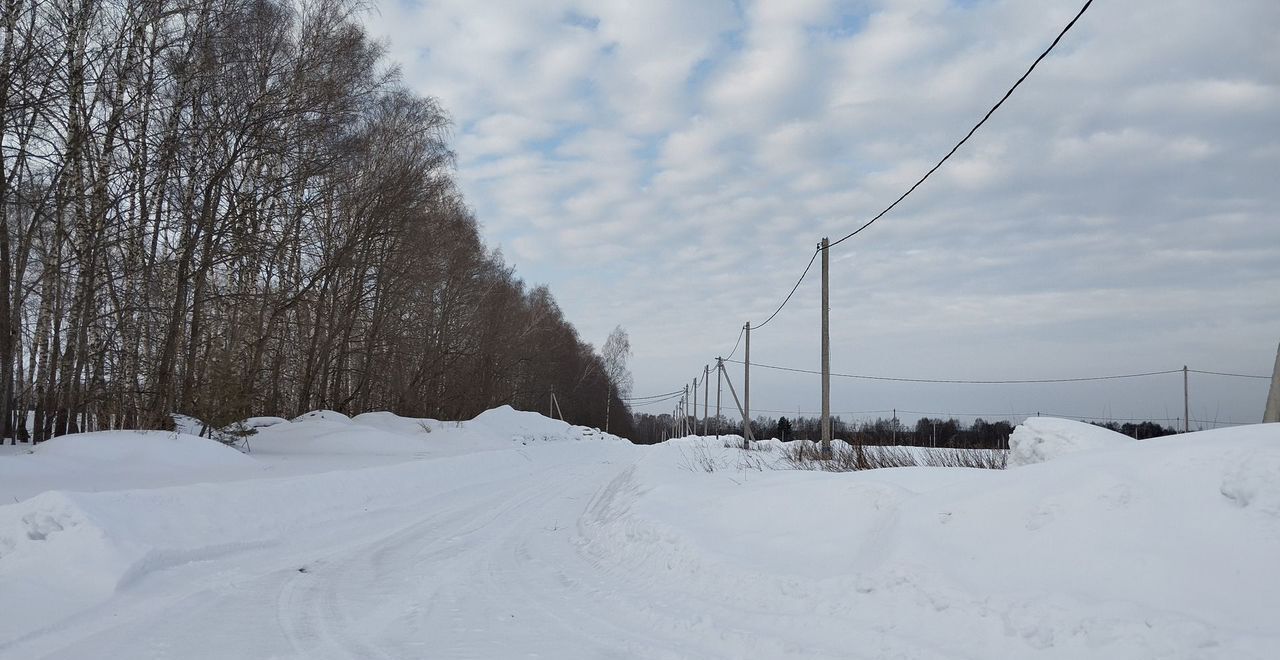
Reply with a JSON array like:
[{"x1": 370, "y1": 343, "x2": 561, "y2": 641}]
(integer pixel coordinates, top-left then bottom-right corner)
[
  {"x1": 1089, "y1": 420, "x2": 1176, "y2": 439},
  {"x1": 1, "y1": 0, "x2": 633, "y2": 442},
  {"x1": 628, "y1": 413, "x2": 1012, "y2": 448},
  {"x1": 627, "y1": 413, "x2": 1175, "y2": 448}
]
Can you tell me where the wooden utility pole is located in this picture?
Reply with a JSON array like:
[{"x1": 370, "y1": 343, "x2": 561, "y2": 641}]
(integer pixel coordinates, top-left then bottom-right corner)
[
  {"x1": 743, "y1": 322, "x2": 751, "y2": 449},
  {"x1": 716, "y1": 357, "x2": 723, "y2": 441},
  {"x1": 1183, "y1": 365, "x2": 1190, "y2": 433},
  {"x1": 703, "y1": 365, "x2": 710, "y2": 435},
  {"x1": 1265, "y1": 342, "x2": 1280, "y2": 423},
  {"x1": 820, "y1": 238, "x2": 831, "y2": 458}
]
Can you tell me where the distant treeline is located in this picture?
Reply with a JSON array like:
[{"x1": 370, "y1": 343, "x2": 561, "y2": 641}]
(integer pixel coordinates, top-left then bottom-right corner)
[
  {"x1": 1087, "y1": 421, "x2": 1178, "y2": 440},
  {"x1": 628, "y1": 413, "x2": 1178, "y2": 447},
  {"x1": 1, "y1": 0, "x2": 633, "y2": 442}
]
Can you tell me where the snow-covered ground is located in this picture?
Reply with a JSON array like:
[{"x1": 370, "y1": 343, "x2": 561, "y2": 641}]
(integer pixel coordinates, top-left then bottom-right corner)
[{"x1": 1, "y1": 411, "x2": 1277, "y2": 659}]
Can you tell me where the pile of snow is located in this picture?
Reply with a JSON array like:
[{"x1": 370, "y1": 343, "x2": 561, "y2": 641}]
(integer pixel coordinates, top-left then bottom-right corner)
[
  {"x1": 246, "y1": 406, "x2": 623, "y2": 471},
  {"x1": 249, "y1": 416, "x2": 431, "y2": 459},
  {"x1": 351, "y1": 411, "x2": 443, "y2": 435},
  {"x1": 172, "y1": 407, "x2": 621, "y2": 461},
  {"x1": 466, "y1": 405, "x2": 622, "y2": 444},
  {"x1": 1008, "y1": 416, "x2": 1133, "y2": 467},
  {"x1": 238, "y1": 416, "x2": 290, "y2": 430},
  {"x1": 32, "y1": 431, "x2": 256, "y2": 469},
  {"x1": 0, "y1": 431, "x2": 262, "y2": 502},
  {"x1": 290, "y1": 409, "x2": 351, "y2": 424},
  {"x1": 584, "y1": 424, "x2": 1280, "y2": 657}
]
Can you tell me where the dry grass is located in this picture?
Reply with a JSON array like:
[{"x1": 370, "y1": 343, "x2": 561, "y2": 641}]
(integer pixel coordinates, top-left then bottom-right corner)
[
  {"x1": 783, "y1": 440, "x2": 1006, "y2": 472},
  {"x1": 680, "y1": 440, "x2": 775, "y2": 473}
]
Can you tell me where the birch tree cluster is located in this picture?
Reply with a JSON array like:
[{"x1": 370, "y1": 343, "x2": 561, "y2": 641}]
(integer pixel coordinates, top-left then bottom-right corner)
[{"x1": 1, "y1": 0, "x2": 633, "y2": 442}]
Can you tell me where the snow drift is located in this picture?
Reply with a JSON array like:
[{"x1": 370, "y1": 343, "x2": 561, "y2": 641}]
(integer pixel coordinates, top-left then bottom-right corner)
[
  {"x1": 31, "y1": 430, "x2": 257, "y2": 469},
  {"x1": 0, "y1": 431, "x2": 263, "y2": 502},
  {"x1": 1008, "y1": 416, "x2": 1133, "y2": 467},
  {"x1": 580, "y1": 425, "x2": 1280, "y2": 657},
  {"x1": 2, "y1": 409, "x2": 1276, "y2": 658}
]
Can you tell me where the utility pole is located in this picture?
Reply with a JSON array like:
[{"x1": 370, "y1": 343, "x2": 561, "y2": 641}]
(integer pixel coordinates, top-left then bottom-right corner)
[
  {"x1": 743, "y1": 322, "x2": 751, "y2": 449},
  {"x1": 1265, "y1": 342, "x2": 1280, "y2": 423},
  {"x1": 683, "y1": 385, "x2": 689, "y2": 437},
  {"x1": 605, "y1": 384, "x2": 611, "y2": 432},
  {"x1": 549, "y1": 387, "x2": 555, "y2": 419},
  {"x1": 820, "y1": 238, "x2": 831, "y2": 458},
  {"x1": 692, "y1": 378, "x2": 698, "y2": 437},
  {"x1": 703, "y1": 365, "x2": 710, "y2": 435},
  {"x1": 1183, "y1": 365, "x2": 1190, "y2": 433},
  {"x1": 716, "y1": 357, "x2": 723, "y2": 441}
]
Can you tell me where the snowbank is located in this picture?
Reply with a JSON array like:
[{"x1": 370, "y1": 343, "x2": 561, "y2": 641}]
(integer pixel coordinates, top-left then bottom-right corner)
[
  {"x1": 0, "y1": 431, "x2": 262, "y2": 502},
  {"x1": 351, "y1": 411, "x2": 442, "y2": 435},
  {"x1": 32, "y1": 431, "x2": 256, "y2": 469},
  {"x1": 1008, "y1": 416, "x2": 1132, "y2": 467},
  {"x1": 581, "y1": 423, "x2": 1280, "y2": 657},
  {"x1": 241, "y1": 407, "x2": 623, "y2": 475},
  {"x1": 290, "y1": 409, "x2": 352, "y2": 423},
  {"x1": 467, "y1": 405, "x2": 622, "y2": 443},
  {"x1": 239, "y1": 416, "x2": 290, "y2": 430}
]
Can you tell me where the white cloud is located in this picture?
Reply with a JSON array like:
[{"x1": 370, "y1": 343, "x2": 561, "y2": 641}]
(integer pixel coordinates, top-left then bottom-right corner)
[{"x1": 366, "y1": 0, "x2": 1280, "y2": 426}]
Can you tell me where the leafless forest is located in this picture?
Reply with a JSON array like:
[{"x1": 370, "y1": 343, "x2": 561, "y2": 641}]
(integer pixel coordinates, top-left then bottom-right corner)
[{"x1": 0, "y1": 0, "x2": 634, "y2": 442}]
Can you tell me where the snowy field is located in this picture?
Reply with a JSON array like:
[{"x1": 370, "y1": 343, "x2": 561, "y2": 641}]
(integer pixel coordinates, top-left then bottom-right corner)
[{"x1": 1, "y1": 410, "x2": 1277, "y2": 659}]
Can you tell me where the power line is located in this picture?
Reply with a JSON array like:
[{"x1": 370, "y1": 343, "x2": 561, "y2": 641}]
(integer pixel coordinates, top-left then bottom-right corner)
[
  {"x1": 737, "y1": 407, "x2": 895, "y2": 416},
  {"x1": 751, "y1": 246, "x2": 821, "y2": 330},
  {"x1": 724, "y1": 326, "x2": 745, "y2": 361},
  {"x1": 725, "y1": 406, "x2": 1194, "y2": 424},
  {"x1": 696, "y1": 0, "x2": 1096, "y2": 391},
  {"x1": 894, "y1": 409, "x2": 1180, "y2": 423},
  {"x1": 1187, "y1": 369, "x2": 1270, "y2": 380},
  {"x1": 622, "y1": 389, "x2": 682, "y2": 402},
  {"x1": 725, "y1": 358, "x2": 1181, "y2": 384},
  {"x1": 623, "y1": 391, "x2": 682, "y2": 401},
  {"x1": 1189, "y1": 417, "x2": 1258, "y2": 426},
  {"x1": 627, "y1": 394, "x2": 683, "y2": 407},
  {"x1": 685, "y1": 403, "x2": 1197, "y2": 424},
  {"x1": 716, "y1": 244, "x2": 818, "y2": 365},
  {"x1": 827, "y1": 0, "x2": 1094, "y2": 249}
]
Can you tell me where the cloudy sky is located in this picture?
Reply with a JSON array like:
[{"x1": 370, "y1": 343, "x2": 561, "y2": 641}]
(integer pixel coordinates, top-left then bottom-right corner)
[{"x1": 366, "y1": 0, "x2": 1280, "y2": 428}]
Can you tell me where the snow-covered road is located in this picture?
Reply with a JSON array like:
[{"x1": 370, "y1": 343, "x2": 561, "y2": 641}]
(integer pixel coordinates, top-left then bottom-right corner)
[{"x1": 2, "y1": 443, "x2": 650, "y2": 659}]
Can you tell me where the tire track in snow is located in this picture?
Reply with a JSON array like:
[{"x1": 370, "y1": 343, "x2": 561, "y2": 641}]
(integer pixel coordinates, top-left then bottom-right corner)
[{"x1": 270, "y1": 457, "x2": 639, "y2": 659}]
